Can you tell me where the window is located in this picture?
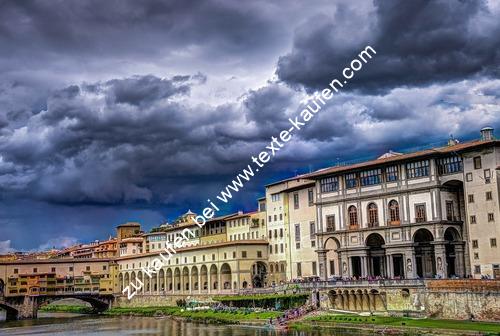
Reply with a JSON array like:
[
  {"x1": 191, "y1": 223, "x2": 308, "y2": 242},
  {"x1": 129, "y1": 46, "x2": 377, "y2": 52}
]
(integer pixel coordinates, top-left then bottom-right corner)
[
  {"x1": 486, "y1": 191, "x2": 492, "y2": 201},
  {"x1": 488, "y1": 213, "x2": 494, "y2": 222},
  {"x1": 274, "y1": 244, "x2": 278, "y2": 253},
  {"x1": 311, "y1": 240, "x2": 316, "y2": 247},
  {"x1": 360, "y1": 169, "x2": 382, "y2": 186},
  {"x1": 345, "y1": 173, "x2": 357, "y2": 189},
  {"x1": 406, "y1": 160, "x2": 430, "y2": 178},
  {"x1": 271, "y1": 193, "x2": 280, "y2": 202},
  {"x1": 241, "y1": 251, "x2": 247, "y2": 258},
  {"x1": 269, "y1": 246, "x2": 273, "y2": 254},
  {"x1": 193, "y1": 256, "x2": 196, "y2": 263},
  {"x1": 312, "y1": 262, "x2": 317, "y2": 275},
  {"x1": 296, "y1": 242, "x2": 300, "y2": 249},
  {"x1": 473, "y1": 156, "x2": 482, "y2": 169},
  {"x1": 259, "y1": 201, "x2": 266, "y2": 212},
  {"x1": 437, "y1": 156, "x2": 462, "y2": 175},
  {"x1": 279, "y1": 228, "x2": 283, "y2": 238},
  {"x1": 310, "y1": 221, "x2": 316, "y2": 236},
  {"x1": 268, "y1": 230, "x2": 272, "y2": 238},
  {"x1": 297, "y1": 263, "x2": 302, "y2": 277},
  {"x1": 466, "y1": 172, "x2": 473, "y2": 182},
  {"x1": 474, "y1": 265, "x2": 481, "y2": 274},
  {"x1": 320, "y1": 176, "x2": 339, "y2": 192},
  {"x1": 491, "y1": 238, "x2": 497, "y2": 248},
  {"x1": 274, "y1": 229, "x2": 277, "y2": 238},
  {"x1": 326, "y1": 215, "x2": 335, "y2": 232},
  {"x1": 280, "y1": 244, "x2": 284, "y2": 253},
  {"x1": 14, "y1": 268, "x2": 18, "y2": 274},
  {"x1": 212, "y1": 254, "x2": 215, "y2": 260},
  {"x1": 33, "y1": 268, "x2": 37, "y2": 273},
  {"x1": 415, "y1": 204, "x2": 426, "y2": 223},
  {"x1": 484, "y1": 169, "x2": 491, "y2": 183},
  {"x1": 280, "y1": 264, "x2": 285, "y2": 272},
  {"x1": 474, "y1": 252, "x2": 479, "y2": 260},
  {"x1": 470, "y1": 215, "x2": 477, "y2": 224},
  {"x1": 270, "y1": 264, "x2": 274, "y2": 273},
  {"x1": 386, "y1": 166, "x2": 398, "y2": 182},
  {"x1": 348, "y1": 205, "x2": 358, "y2": 227},
  {"x1": 367, "y1": 203, "x2": 378, "y2": 227},
  {"x1": 257, "y1": 251, "x2": 262, "y2": 258},
  {"x1": 69, "y1": 267, "x2": 73, "y2": 272},
  {"x1": 472, "y1": 240, "x2": 479, "y2": 248},
  {"x1": 308, "y1": 188, "x2": 314, "y2": 206},
  {"x1": 268, "y1": 215, "x2": 272, "y2": 222},
  {"x1": 279, "y1": 214, "x2": 283, "y2": 220},
  {"x1": 388, "y1": 200, "x2": 400, "y2": 224},
  {"x1": 294, "y1": 224, "x2": 300, "y2": 241},
  {"x1": 274, "y1": 214, "x2": 277, "y2": 221},
  {"x1": 468, "y1": 194, "x2": 474, "y2": 203},
  {"x1": 51, "y1": 267, "x2": 56, "y2": 273},
  {"x1": 329, "y1": 260, "x2": 335, "y2": 275},
  {"x1": 293, "y1": 192, "x2": 299, "y2": 209},
  {"x1": 445, "y1": 201, "x2": 454, "y2": 221}
]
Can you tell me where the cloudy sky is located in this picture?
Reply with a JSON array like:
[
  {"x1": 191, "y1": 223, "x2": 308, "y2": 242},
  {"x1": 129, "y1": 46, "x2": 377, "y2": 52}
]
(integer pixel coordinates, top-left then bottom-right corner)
[{"x1": 0, "y1": 0, "x2": 499, "y2": 251}]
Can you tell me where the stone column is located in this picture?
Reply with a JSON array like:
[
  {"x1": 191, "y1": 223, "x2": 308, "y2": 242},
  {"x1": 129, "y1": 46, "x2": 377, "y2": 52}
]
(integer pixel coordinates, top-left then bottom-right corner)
[
  {"x1": 361, "y1": 256, "x2": 368, "y2": 278},
  {"x1": 317, "y1": 249, "x2": 328, "y2": 280},
  {"x1": 198, "y1": 273, "x2": 202, "y2": 294},
  {"x1": 433, "y1": 243, "x2": 447, "y2": 279},
  {"x1": 454, "y1": 244, "x2": 465, "y2": 278},
  {"x1": 405, "y1": 251, "x2": 417, "y2": 279}
]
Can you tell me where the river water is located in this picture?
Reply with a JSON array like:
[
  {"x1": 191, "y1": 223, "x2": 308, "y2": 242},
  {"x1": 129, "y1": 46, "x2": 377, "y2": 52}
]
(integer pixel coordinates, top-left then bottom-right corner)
[{"x1": 0, "y1": 313, "x2": 421, "y2": 336}]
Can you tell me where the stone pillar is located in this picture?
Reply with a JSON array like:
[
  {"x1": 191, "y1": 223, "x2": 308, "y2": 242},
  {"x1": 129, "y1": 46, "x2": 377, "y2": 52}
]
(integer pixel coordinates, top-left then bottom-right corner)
[
  {"x1": 434, "y1": 243, "x2": 447, "y2": 279},
  {"x1": 361, "y1": 256, "x2": 368, "y2": 278},
  {"x1": 455, "y1": 244, "x2": 465, "y2": 278},
  {"x1": 347, "y1": 257, "x2": 353, "y2": 277},
  {"x1": 386, "y1": 255, "x2": 393, "y2": 278},
  {"x1": 198, "y1": 273, "x2": 202, "y2": 294},
  {"x1": 317, "y1": 249, "x2": 328, "y2": 280},
  {"x1": 405, "y1": 251, "x2": 417, "y2": 279}
]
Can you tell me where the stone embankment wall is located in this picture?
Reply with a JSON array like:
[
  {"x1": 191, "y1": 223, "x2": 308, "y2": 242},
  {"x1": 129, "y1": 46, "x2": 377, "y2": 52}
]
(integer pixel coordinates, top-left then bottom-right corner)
[
  {"x1": 318, "y1": 280, "x2": 500, "y2": 321},
  {"x1": 423, "y1": 280, "x2": 500, "y2": 321}
]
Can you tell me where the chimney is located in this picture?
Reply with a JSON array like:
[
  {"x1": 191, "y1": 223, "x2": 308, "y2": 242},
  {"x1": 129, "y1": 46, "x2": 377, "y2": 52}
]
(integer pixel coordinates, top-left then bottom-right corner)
[{"x1": 480, "y1": 126, "x2": 494, "y2": 141}]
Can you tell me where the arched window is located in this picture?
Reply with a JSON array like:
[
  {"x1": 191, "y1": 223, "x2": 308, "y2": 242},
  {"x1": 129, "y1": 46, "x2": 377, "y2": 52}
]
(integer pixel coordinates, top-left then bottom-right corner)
[
  {"x1": 348, "y1": 206, "x2": 358, "y2": 228},
  {"x1": 368, "y1": 203, "x2": 378, "y2": 227},
  {"x1": 270, "y1": 264, "x2": 274, "y2": 273},
  {"x1": 389, "y1": 200, "x2": 400, "y2": 224}
]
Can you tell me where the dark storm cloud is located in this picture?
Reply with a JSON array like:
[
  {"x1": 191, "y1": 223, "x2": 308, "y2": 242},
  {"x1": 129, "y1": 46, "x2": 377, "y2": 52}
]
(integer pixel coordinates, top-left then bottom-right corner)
[
  {"x1": 276, "y1": 0, "x2": 500, "y2": 92},
  {"x1": 1, "y1": 0, "x2": 500, "y2": 250}
]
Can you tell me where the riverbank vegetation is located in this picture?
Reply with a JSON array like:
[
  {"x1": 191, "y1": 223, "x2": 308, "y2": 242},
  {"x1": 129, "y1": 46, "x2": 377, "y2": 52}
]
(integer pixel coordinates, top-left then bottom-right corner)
[
  {"x1": 292, "y1": 314, "x2": 500, "y2": 335},
  {"x1": 213, "y1": 293, "x2": 308, "y2": 310},
  {"x1": 104, "y1": 306, "x2": 282, "y2": 324}
]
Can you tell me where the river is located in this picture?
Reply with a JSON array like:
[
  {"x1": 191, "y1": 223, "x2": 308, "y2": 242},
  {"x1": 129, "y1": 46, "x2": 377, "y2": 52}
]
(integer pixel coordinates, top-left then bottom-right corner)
[{"x1": 0, "y1": 313, "x2": 420, "y2": 336}]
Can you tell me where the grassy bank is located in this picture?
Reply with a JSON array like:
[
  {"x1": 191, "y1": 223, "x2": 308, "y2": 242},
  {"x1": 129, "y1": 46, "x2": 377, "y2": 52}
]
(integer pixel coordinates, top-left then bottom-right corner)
[
  {"x1": 39, "y1": 304, "x2": 95, "y2": 314},
  {"x1": 292, "y1": 314, "x2": 500, "y2": 335},
  {"x1": 104, "y1": 306, "x2": 282, "y2": 324},
  {"x1": 213, "y1": 293, "x2": 308, "y2": 310}
]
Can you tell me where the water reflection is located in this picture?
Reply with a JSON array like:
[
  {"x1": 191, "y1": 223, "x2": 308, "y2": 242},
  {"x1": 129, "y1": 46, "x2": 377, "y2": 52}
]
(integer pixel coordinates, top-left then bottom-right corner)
[{"x1": 0, "y1": 315, "x2": 418, "y2": 336}]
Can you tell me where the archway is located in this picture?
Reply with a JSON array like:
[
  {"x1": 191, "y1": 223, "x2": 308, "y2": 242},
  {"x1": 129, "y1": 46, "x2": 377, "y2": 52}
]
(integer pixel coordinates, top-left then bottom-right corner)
[
  {"x1": 220, "y1": 263, "x2": 231, "y2": 290},
  {"x1": 324, "y1": 237, "x2": 341, "y2": 278},
  {"x1": 0, "y1": 302, "x2": 19, "y2": 321},
  {"x1": 366, "y1": 233, "x2": 386, "y2": 277},
  {"x1": 118, "y1": 273, "x2": 124, "y2": 292},
  {"x1": 413, "y1": 229, "x2": 435, "y2": 278},
  {"x1": 174, "y1": 268, "x2": 181, "y2": 291},
  {"x1": 444, "y1": 227, "x2": 462, "y2": 277},
  {"x1": 166, "y1": 268, "x2": 173, "y2": 292},
  {"x1": 158, "y1": 269, "x2": 165, "y2": 292},
  {"x1": 251, "y1": 261, "x2": 267, "y2": 288},
  {"x1": 0, "y1": 278, "x2": 5, "y2": 296},
  {"x1": 200, "y1": 265, "x2": 208, "y2": 291},
  {"x1": 182, "y1": 267, "x2": 190, "y2": 291},
  {"x1": 191, "y1": 266, "x2": 199, "y2": 291},
  {"x1": 209, "y1": 264, "x2": 218, "y2": 290}
]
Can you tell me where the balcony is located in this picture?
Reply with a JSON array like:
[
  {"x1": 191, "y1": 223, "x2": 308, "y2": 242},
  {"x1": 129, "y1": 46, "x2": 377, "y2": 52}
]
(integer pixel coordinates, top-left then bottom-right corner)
[
  {"x1": 388, "y1": 220, "x2": 401, "y2": 226},
  {"x1": 348, "y1": 224, "x2": 360, "y2": 231}
]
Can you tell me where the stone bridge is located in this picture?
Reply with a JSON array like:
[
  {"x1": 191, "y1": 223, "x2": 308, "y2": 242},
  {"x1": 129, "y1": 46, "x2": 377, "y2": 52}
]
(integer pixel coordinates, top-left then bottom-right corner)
[{"x1": 0, "y1": 293, "x2": 114, "y2": 320}]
